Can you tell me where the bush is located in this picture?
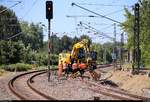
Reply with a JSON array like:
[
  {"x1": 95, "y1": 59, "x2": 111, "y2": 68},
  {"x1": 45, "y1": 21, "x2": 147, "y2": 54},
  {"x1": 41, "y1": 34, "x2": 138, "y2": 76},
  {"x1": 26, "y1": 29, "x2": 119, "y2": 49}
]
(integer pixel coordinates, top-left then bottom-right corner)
[
  {"x1": 34, "y1": 53, "x2": 58, "y2": 66},
  {"x1": 0, "y1": 69, "x2": 5, "y2": 76},
  {"x1": 0, "y1": 65, "x2": 5, "y2": 69},
  {"x1": 0, "y1": 40, "x2": 26, "y2": 65},
  {"x1": 51, "y1": 54, "x2": 58, "y2": 65},
  {"x1": 1, "y1": 63, "x2": 32, "y2": 72}
]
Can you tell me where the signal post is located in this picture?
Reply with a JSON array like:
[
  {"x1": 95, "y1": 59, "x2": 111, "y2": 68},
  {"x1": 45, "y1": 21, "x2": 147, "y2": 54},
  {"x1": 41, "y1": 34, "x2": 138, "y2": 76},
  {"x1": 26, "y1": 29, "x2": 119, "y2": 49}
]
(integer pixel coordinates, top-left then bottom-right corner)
[{"x1": 46, "y1": 1, "x2": 53, "y2": 82}]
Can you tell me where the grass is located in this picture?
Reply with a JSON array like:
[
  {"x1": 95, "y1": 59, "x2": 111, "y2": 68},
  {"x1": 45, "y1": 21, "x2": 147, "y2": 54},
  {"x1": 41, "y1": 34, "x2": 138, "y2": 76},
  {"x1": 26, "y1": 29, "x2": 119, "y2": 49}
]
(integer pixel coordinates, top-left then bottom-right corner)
[
  {"x1": 0, "y1": 63, "x2": 32, "y2": 72},
  {"x1": 0, "y1": 69, "x2": 5, "y2": 76},
  {"x1": 145, "y1": 63, "x2": 150, "y2": 69},
  {"x1": 122, "y1": 62, "x2": 150, "y2": 70},
  {"x1": 122, "y1": 63, "x2": 132, "y2": 69},
  {"x1": 37, "y1": 65, "x2": 58, "y2": 70}
]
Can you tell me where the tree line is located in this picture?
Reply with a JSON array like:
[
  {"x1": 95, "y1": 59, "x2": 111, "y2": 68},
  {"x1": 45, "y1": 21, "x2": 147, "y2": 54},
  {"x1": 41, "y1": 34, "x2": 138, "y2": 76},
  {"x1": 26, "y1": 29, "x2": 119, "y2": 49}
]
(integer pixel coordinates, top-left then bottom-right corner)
[
  {"x1": 121, "y1": 0, "x2": 150, "y2": 66},
  {"x1": 0, "y1": 5, "x2": 116, "y2": 67}
]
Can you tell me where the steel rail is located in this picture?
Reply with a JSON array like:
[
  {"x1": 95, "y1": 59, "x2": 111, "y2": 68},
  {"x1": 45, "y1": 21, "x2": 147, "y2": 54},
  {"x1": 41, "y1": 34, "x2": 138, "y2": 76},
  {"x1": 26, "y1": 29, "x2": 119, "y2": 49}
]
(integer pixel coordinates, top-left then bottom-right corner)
[
  {"x1": 83, "y1": 79, "x2": 150, "y2": 100},
  {"x1": 27, "y1": 71, "x2": 57, "y2": 100},
  {"x1": 8, "y1": 69, "x2": 56, "y2": 100}
]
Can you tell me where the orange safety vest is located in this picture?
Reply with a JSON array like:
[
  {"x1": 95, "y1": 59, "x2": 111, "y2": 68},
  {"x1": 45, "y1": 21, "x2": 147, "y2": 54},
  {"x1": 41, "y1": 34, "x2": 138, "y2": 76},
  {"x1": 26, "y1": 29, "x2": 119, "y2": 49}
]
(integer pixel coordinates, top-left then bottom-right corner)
[
  {"x1": 63, "y1": 63, "x2": 67, "y2": 69},
  {"x1": 79, "y1": 63, "x2": 86, "y2": 69},
  {"x1": 57, "y1": 64, "x2": 63, "y2": 79},
  {"x1": 72, "y1": 63, "x2": 78, "y2": 70},
  {"x1": 58, "y1": 64, "x2": 63, "y2": 70}
]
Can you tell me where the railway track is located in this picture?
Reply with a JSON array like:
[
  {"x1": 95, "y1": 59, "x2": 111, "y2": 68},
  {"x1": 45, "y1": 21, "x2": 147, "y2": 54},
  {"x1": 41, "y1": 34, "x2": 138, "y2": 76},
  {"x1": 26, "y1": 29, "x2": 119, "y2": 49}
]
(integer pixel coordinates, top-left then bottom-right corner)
[
  {"x1": 8, "y1": 64, "x2": 150, "y2": 100},
  {"x1": 82, "y1": 77, "x2": 150, "y2": 100},
  {"x1": 8, "y1": 70, "x2": 56, "y2": 100}
]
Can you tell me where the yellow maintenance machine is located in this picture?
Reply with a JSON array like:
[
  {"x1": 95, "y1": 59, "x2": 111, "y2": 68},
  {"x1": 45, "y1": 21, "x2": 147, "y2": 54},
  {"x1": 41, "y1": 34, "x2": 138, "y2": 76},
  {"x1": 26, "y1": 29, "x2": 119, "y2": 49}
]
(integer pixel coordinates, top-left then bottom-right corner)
[{"x1": 58, "y1": 39, "x2": 100, "y2": 80}]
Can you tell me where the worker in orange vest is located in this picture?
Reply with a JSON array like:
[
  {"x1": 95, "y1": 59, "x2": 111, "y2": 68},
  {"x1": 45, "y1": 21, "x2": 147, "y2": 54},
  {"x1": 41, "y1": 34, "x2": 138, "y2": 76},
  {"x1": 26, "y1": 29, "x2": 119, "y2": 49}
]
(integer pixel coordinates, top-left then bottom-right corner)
[
  {"x1": 79, "y1": 61, "x2": 87, "y2": 70},
  {"x1": 63, "y1": 61, "x2": 69, "y2": 78},
  {"x1": 79, "y1": 61, "x2": 87, "y2": 79},
  {"x1": 71, "y1": 60, "x2": 79, "y2": 78},
  {"x1": 57, "y1": 61, "x2": 63, "y2": 80},
  {"x1": 72, "y1": 60, "x2": 78, "y2": 70},
  {"x1": 63, "y1": 61, "x2": 67, "y2": 69}
]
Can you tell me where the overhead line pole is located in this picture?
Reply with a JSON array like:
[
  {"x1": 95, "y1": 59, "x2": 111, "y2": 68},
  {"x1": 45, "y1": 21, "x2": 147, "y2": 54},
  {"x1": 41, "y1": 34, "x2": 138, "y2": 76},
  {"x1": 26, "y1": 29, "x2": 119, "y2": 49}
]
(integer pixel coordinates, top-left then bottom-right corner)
[
  {"x1": 120, "y1": 32, "x2": 124, "y2": 69},
  {"x1": 132, "y1": 3, "x2": 140, "y2": 74},
  {"x1": 113, "y1": 23, "x2": 117, "y2": 70}
]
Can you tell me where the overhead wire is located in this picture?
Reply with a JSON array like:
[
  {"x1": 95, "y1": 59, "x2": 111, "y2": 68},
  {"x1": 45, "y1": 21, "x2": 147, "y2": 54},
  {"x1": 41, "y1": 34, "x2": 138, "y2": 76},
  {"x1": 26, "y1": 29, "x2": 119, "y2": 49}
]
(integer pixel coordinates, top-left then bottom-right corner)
[
  {"x1": 4, "y1": 0, "x2": 39, "y2": 40},
  {"x1": 3, "y1": 0, "x2": 38, "y2": 39},
  {"x1": 104, "y1": 6, "x2": 133, "y2": 16},
  {"x1": 0, "y1": 1, "x2": 22, "y2": 14},
  {"x1": 76, "y1": 3, "x2": 131, "y2": 7},
  {"x1": 21, "y1": 0, "x2": 38, "y2": 19},
  {"x1": 7, "y1": 31, "x2": 23, "y2": 40},
  {"x1": 79, "y1": 21, "x2": 114, "y2": 40},
  {"x1": 72, "y1": 3, "x2": 122, "y2": 24},
  {"x1": 99, "y1": 24, "x2": 114, "y2": 31}
]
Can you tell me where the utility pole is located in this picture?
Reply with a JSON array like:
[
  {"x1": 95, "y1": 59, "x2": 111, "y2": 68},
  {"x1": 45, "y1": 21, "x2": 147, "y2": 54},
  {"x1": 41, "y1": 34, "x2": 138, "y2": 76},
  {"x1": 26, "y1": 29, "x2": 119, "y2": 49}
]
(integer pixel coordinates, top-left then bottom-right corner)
[
  {"x1": 113, "y1": 23, "x2": 117, "y2": 70},
  {"x1": 132, "y1": 3, "x2": 140, "y2": 73},
  {"x1": 120, "y1": 32, "x2": 124, "y2": 69},
  {"x1": 103, "y1": 46, "x2": 106, "y2": 64}
]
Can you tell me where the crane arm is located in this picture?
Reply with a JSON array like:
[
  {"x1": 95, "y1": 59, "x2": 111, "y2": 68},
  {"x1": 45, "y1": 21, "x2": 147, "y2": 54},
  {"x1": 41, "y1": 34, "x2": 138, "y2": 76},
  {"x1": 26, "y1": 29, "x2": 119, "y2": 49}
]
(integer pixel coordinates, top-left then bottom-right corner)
[{"x1": 71, "y1": 39, "x2": 90, "y2": 59}]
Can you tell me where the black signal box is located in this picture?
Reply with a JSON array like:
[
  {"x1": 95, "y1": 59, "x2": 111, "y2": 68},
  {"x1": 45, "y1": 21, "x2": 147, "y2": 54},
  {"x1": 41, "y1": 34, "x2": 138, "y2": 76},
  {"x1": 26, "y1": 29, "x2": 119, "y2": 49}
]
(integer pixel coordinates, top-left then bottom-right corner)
[{"x1": 46, "y1": 1, "x2": 53, "y2": 19}]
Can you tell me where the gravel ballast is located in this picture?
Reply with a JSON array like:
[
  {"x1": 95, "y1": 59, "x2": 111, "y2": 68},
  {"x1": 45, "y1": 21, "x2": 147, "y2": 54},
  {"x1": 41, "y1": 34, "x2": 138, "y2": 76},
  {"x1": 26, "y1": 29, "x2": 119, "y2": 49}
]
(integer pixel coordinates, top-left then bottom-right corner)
[
  {"x1": 32, "y1": 72, "x2": 116, "y2": 100},
  {"x1": 0, "y1": 72, "x2": 22, "y2": 100}
]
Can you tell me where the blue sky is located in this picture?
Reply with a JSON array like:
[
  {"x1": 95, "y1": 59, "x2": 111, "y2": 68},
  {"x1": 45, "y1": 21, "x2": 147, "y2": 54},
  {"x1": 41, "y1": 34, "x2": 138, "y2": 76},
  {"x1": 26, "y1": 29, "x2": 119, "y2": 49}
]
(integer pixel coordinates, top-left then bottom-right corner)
[{"x1": 0, "y1": 0, "x2": 138, "y2": 43}]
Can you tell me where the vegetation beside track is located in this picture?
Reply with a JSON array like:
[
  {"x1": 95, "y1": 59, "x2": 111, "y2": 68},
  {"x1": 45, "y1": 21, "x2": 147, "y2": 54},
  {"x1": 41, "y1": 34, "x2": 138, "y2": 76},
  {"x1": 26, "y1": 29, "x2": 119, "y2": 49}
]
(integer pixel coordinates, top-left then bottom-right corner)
[
  {"x1": 0, "y1": 63, "x2": 32, "y2": 72},
  {"x1": 122, "y1": 63, "x2": 150, "y2": 70},
  {"x1": 0, "y1": 69, "x2": 5, "y2": 76}
]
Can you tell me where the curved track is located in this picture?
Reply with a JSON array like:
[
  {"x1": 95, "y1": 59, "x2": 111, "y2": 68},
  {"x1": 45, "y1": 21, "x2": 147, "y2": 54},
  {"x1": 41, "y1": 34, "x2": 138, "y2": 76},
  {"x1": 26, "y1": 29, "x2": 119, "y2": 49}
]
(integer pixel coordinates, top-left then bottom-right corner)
[
  {"x1": 8, "y1": 70, "x2": 56, "y2": 100},
  {"x1": 84, "y1": 64, "x2": 150, "y2": 100},
  {"x1": 8, "y1": 64, "x2": 150, "y2": 100}
]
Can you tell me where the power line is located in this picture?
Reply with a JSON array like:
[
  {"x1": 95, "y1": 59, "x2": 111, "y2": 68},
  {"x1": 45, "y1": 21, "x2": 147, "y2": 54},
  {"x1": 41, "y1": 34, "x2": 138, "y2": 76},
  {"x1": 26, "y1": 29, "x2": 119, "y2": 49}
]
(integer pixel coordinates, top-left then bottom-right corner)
[
  {"x1": 87, "y1": 22, "x2": 113, "y2": 26},
  {"x1": 7, "y1": 31, "x2": 23, "y2": 40},
  {"x1": 104, "y1": 6, "x2": 133, "y2": 16},
  {"x1": 0, "y1": 1, "x2": 22, "y2": 14},
  {"x1": 1, "y1": 0, "x2": 40, "y2": 40},
  {"x1": 104, "y1": 9, "x2": 125, "y2": 16},
  {"x1": 72, "y1": 3, "x2": 122, "y2": 25},
  {"x1": 21, "y1": 0, "x2": 38, "y2": 19},
  {"x1": 99, "y1": 24, "x2": 114, "y2": 31},
  {"x1": 66, "y1": 15, "x2": 97, "y2": 18},
  {"x1": 79, "y1": 21, "x2": 114, "y2": 40},
  {"x1": 76, "y1": 3, "x2": 131, "y2": 7}
]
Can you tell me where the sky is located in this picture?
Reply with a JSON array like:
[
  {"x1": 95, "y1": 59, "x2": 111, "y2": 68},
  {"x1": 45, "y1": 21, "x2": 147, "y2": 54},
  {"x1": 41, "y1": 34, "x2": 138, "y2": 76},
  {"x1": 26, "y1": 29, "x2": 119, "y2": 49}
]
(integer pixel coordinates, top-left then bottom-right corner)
[{"x1": 0, "y1": 0, "x2": 139, "y2": 43}]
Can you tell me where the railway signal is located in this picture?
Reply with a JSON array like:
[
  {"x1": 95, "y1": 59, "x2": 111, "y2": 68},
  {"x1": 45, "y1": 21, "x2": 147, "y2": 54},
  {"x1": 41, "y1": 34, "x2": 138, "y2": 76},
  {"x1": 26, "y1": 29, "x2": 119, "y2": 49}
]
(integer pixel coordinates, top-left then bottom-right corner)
[
  {"x1": 46, "y1": 1, "x2": 53, "y2": 82},
  {"x1": 46, "y1": 1, "x2": 53, "y2": 19}
]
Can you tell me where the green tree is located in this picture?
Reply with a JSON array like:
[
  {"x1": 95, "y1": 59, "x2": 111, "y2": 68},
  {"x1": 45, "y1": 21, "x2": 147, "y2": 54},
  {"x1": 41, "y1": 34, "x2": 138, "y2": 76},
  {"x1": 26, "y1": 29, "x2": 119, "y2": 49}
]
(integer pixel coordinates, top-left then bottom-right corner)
[
  {"x1": 50, "y1": 34, "x2": 62, "y2": 54},
  {"x1": 0, "y1": 5, "x2": 21, "y2": 41},
  {"x1": 91, "y1": 43, "x2": 103, "y2": 64},
  {"x1": 61, "y1": 35, "x2": 72, "y2": 51},
  {"x1": 20, "y1": 21, "x2": 44, "y2": 50},
  {"x1": 0, "y1": 40, "x2": 25, "y2": 64},
  {"x1": 121, "y1": 0, "x2": 150, "y2": 66},
  {"x1": 72, "y1": 36, "x2": 79, "y2": 45},
  {"x1": 80, "y1": 34, "x2": 92, "y2": 45}
]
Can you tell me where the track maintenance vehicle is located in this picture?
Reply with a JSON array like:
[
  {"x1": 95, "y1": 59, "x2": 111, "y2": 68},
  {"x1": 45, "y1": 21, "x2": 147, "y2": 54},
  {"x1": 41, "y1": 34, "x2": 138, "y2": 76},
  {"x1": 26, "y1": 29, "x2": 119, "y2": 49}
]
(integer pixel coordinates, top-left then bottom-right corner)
[{"x1": 57, "y1": 39, "x2": 100, "y2": 80}]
